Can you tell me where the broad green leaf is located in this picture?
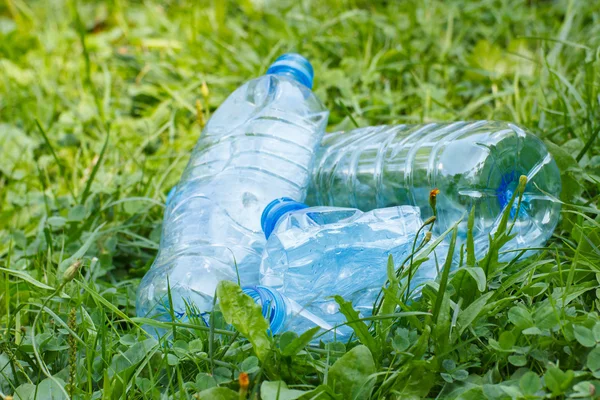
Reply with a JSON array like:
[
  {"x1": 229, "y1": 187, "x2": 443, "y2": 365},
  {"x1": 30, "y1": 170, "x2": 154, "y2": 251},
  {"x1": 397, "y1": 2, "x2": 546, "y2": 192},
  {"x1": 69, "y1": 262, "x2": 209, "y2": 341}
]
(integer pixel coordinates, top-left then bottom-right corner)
[
  {"x1": 572, "y1": 381, "x2": 598, "y2": 398},
  {"x1": 508, "y1": 305, "x2": 533, "y2": 330},
  {"x1": 508, "y1": 355, "x2": 527, "y2": 366},
  {"x1": 35, "y1": 378, "x2": 68, "y2": 400},
  {"x1": 544, "y1": 367, "x2": 573, "y2": 396},
  {"x1": 261, "y1": 381, "x2": 307, "y2": 400},
  {"x1": 458, "y1": 292, "x2": 494, "y2": 335},
  {"x1": 282, "y1": 326, "x2": 321, "y2": 357},
  {"x1": 522, "y1": 327, "x2": 543, "y2": 336},
  {"x1": 463, "y1": 267, "x2": 486, "y2": 292},
  {"x1": 67, "y1": 204, "x2": 87, "y2": 221},
  {"x1": 189, "y1": 338, "x2": 204, "y2": 353},
  {"x1": 442, "y1": 359, "x2": 456, "y2": 371},
  {"x1": 47, "y1": 216, "x2": 66, "y2": 228},
  {"x1": 217, "y1": 281, "x2": 271, "y2": 361},
  {"x1": 498, "y1": 331, "x2": 516, "y2": 350},
  {"x1": 240, "y1": 356, "x2": 260, "y2": 374},
  {"x1": 586, "y1": 347, "x2": 600, "y2": 371},
  {"x1": 519, "y1": 371, "x2": 541, "y2": 395},
  {"x1": 390, "y1": 360, "x2": 437, "y2": 398},
  {"x1": 195, "y1": 373, "x2": 217, "y2": 391},
  {"x1": 328, "y1": 345, "x2": 376, "y2": 399},
  {"x1": 574, "y1": 325, "x2": 596, "y2": 347},
  {"x1": 452, "y1": 370, "x2": 468, "y2": 381},
  {"x1": 196, "y1": 387, "x2": 238, "y2": 399},
  {"x1": 279, "y1": 331, "x2": 298, "y2": 352},
  {"x1": 392, "y1": 328, "x2": 410, "y2": 352},
  {"x1": 533, "y1": 303, "x2": 560, "y2": 330},
  {"x1": 166, "y1": 353, "x2": 179, "y2": 366},
  {"x1": 334, "y1": 295, "x2": 380, "y2": 359},
  {"x1": 441, "y1": 372, "x2": 453, "y2": 383},
  {"x1": 13, "y1": 383, "x2": 36, "y2": 400}
]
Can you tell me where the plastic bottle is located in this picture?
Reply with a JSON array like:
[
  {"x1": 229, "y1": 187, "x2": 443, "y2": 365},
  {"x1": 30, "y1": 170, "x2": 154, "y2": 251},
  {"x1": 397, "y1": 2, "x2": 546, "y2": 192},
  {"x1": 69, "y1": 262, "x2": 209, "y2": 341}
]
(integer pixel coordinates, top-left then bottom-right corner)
[
  {"x1": 307, "y1": 121, "x2": 561, "y2": 258},
  {"x1": 242, "y1": 285, "x2": 347, "y2": 340},
  {"x1": 136, "y1": 54, "x2": 329, "y2": 325},
  {"x1": 257, "y1": 198, "x2": 448, "y2": 340}
]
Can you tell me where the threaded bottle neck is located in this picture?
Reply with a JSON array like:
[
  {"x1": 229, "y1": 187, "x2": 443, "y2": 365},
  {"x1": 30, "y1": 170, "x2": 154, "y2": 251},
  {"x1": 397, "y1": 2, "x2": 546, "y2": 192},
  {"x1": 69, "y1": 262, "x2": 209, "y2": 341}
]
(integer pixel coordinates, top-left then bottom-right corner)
[
  {"x1": 242, "y1": 286, "x2": 287, "y2": 335},
  {"x1": 261, "y1": 197, "x2": 309, "y2": 239},
  {"x1": 266, "y1": 53, "x2": 314, "y2": 89}
]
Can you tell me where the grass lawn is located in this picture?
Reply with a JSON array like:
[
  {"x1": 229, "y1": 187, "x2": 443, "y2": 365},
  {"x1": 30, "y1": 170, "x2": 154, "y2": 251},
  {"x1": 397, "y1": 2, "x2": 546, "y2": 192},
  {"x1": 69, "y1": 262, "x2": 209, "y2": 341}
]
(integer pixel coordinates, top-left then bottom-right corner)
[{"x1": 1, "y1": 0, "x2": 600, "y2": 398}]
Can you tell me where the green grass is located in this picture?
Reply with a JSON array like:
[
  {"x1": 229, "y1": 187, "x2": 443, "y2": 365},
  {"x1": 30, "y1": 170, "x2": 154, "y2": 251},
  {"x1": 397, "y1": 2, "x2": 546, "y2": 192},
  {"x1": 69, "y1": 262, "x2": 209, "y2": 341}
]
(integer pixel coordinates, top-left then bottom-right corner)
[{"x1": 1, "y1": 0, "x2": 600, "y2": 398}]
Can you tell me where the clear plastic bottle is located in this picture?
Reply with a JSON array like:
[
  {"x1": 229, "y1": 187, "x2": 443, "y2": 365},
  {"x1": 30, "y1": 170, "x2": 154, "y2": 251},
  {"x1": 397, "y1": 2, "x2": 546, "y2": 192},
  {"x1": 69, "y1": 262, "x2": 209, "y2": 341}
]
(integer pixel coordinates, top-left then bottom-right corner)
[
  {"x1": 258, "y1": 198, "x2": 448, "y2": 340},
  {"x1": 308, "y1": 121, "x2": 561, "y2": 258},
  {"x1": 136, "y1": 54, "x2": 329, "y2": 324},
  {"x1": 242, "y1": 285, "x2": 347, "y2": 340}
]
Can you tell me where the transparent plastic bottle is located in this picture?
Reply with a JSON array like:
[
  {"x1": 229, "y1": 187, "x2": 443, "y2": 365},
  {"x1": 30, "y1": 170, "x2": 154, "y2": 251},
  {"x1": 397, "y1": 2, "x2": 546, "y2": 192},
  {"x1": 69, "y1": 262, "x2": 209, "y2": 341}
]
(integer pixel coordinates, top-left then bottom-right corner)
[
  {"x1": 136, "y1": 54, "x2": 329, "y2": 325},
  {"x1": 257, "y1": 198, "x2": 448, "y2": 340},
  {"x1": 308, "y1": 121, "x2": 561, "y2": 258},
  {"x1": 242, "y1": 285, "x2": 346, "y2": 340}
]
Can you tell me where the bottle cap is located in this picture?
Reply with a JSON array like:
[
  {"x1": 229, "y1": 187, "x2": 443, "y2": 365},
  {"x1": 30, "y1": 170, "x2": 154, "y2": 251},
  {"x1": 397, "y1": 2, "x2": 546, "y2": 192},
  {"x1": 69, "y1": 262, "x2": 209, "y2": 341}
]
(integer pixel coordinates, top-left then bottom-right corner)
[
  {"x1": 266, "y1": 53, "x2": 314, "y2": 89},
  {"x1": 261, "y1": 197, "x2": 309, "y2": 239},
  {"x1": 242, "y1": 286, "x2": 287, "y2": 335}
]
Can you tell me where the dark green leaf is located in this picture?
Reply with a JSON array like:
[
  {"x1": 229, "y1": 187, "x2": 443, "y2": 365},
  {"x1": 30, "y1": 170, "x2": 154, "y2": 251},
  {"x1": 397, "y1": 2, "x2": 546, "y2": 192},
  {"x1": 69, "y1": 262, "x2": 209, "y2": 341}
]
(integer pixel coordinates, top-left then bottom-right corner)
[
  {"x1": 544, "y1": 367, "x2": 573, "y2": 396},
  {"x1": 195, "y1": 373, "x2": 217, "y2": 391},
  {"x1": 282, "y1": 326, "x2": 321, "y2": 357},
  {"x1": 463, "y1": 267, "x2": 486, "y2": 292},
  {"x1": 328, "y1": 345, "x2": 376, "y2": 399},
  {"x1": 334, "y1": 295, "x2": 380, "y2": 359},
  {"x1": 498, "y1": 331, "x2": 515, "y2": 350},
  {"x1": 457, "y1": 291, "x2": 494, "y2": 335},
  {"x1": 586, "y1": 347, "x2": 600, "y2": 371},
  {"x1": 574, "y1": 325, "x2": 596, "y2": 347},
  {"x1": 508, "y1": 355, "x2": 527, "y2": 366},
  {"x1": 508, "y1": 306, "x2": 533, "y2": 330},
  {"x1": 217, "y1": 281, "x2": 271, "y2": 361},
  {"x1": 519, "y1": 371, "x2": 541, "y2": 395}
]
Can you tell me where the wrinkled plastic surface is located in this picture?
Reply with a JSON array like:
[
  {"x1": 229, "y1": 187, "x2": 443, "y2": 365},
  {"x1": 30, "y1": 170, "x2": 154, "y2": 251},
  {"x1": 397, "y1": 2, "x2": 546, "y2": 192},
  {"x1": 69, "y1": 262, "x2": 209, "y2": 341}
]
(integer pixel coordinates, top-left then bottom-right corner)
[
  {"x1": 308, "y1": 121, "x2": 561, "y2": 258},
  {"x1": 259, "y1": 204, "x2": 448, "y2": 340},
  {"x1": 136, "y1": 69, "x2": 328, "y2": 325}
]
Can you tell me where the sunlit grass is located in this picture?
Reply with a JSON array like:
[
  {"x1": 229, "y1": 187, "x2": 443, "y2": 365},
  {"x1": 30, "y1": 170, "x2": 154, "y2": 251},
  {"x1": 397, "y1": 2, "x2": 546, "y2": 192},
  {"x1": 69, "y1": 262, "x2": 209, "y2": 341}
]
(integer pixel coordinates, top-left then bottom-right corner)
[{"x1": 1, "y1": 0, "x2": 599, "y2": 398}]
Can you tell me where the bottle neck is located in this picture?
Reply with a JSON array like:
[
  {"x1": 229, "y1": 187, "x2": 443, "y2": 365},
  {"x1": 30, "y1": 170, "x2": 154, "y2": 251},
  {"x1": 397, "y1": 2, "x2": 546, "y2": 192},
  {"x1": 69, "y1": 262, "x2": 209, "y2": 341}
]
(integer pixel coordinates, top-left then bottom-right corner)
[
  {"x1": 266, "y1": 53, "x2": 314, "y2": 89},
  {"x1": 261, "y1": 197, "x2": 309, "y2": 239},
  {"x1": 242, "y1": 286, "x2": 287, "y2": 335}
]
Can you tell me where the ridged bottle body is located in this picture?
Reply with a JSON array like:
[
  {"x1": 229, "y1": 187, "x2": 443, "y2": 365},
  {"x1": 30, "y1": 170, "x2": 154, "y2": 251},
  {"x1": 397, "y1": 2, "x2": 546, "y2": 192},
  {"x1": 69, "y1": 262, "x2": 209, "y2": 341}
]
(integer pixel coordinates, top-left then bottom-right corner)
[
  {"x1": 308, "y1": 121, "x2": 561, "y2": 258},
  {"x1": 136, "y1": 73, "x2": 328, "y2": 323},
  {"x1": 259, "y1": 205, "x2": 447, "y2": 340}
]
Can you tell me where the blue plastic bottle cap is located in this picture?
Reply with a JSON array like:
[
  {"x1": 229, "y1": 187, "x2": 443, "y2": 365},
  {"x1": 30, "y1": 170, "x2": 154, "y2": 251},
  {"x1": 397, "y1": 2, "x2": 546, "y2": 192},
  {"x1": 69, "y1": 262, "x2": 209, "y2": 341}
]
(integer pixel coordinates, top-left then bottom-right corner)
[
  {"x1": 266, "y1": 53, "x2": 314, "y2": 89},
  {"x1": 242, "y1": 286, "x2": 287, "y2": 335},
  {"x1": 261, "y1": 197, "x2": 309, "y2": 239}
]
